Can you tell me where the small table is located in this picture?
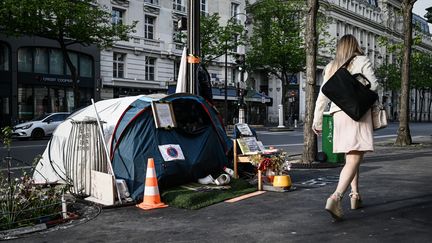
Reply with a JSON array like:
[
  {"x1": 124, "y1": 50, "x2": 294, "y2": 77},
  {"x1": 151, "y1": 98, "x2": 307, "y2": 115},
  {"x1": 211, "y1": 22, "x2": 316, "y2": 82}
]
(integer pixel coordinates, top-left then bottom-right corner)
[{"x1": 232, "y1": 139, "x2": 263, "y2": 190}]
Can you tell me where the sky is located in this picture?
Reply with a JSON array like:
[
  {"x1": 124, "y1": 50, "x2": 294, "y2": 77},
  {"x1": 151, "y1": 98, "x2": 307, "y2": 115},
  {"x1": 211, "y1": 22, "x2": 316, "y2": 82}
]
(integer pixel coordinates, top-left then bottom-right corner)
[{"x1": 413, "y1": 0, "x2": 432, "y2": 29}]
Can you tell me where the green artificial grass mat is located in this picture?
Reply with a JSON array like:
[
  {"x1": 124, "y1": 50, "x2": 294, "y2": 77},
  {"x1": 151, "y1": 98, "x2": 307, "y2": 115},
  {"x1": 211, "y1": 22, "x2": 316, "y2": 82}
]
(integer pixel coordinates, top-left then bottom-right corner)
[{"x1": 161, "y1": 179, "x2": 256, "y2": 210}]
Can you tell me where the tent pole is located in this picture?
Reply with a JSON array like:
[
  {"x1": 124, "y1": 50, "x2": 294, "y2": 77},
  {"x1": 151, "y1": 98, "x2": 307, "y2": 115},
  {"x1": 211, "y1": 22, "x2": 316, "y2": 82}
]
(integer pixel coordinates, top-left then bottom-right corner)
[{"x1": 91, "y1": 99, "x2": 123, "y2": 204}]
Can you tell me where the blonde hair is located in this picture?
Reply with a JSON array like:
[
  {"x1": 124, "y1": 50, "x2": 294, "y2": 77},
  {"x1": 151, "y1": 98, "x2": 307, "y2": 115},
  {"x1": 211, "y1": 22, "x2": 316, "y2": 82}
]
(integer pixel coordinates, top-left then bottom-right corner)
[{"x1": 326, "y1": 35, "x2": 364, "y2": 79}]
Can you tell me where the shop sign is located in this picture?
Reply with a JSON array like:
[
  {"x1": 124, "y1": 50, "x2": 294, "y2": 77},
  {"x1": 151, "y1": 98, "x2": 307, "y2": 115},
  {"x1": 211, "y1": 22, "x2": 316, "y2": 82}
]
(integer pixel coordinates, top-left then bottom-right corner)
[{"x1": 40, "y1": 76, "x2": 80, "y2": 84}]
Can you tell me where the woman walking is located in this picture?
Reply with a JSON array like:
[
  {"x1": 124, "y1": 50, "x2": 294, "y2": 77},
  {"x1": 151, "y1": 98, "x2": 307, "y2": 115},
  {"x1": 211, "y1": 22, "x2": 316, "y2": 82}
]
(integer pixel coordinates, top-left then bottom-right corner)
[{"x1": 312, "y1": 34, "x2": 380, "y2": 220}]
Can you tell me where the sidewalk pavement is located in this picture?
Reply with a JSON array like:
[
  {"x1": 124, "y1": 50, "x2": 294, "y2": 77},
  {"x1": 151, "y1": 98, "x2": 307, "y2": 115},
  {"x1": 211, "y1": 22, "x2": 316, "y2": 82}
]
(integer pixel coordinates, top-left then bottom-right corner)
[{"x1": 10, "y1": 136, "x2": 432, "y2": 242}]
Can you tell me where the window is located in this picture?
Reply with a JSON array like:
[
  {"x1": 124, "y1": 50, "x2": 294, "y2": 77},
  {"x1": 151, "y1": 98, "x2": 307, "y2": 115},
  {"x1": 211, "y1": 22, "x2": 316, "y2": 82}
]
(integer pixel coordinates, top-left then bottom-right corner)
[
  {"x1": 45, "y1": 114, "x2": 66, "y2": 122},
  {"x1": 49, "y1": 49, "x2": 64, "y2": 75},
  {"x1": 172, "y1": 21, "x2": 182, "y2": 42},
  {"x1": 113, "y1": 52, "x2": 125, "y2": 78},
  {"x1": 145, "y1": 56, "x2": 156, "y2": 81},
  {"x1": 231, "y1": 2, "x2": 239, "y2": 18},
  {"x1": 232, "y1": 34, "x2": 239, "y2": 53},
  {"x1": 145, "y1": 0, "x2": 158, "y2": 4},
  {"x1": 231, "y1": 68, "x2": 237, "y2": 84},
  {"x1": 34, "y1": 48, "x2": 48, "y2": 74},
  {"x1": 145, "y1": 15, "x2": 156, "y2": 39},
  {"x1": 18, "y1": 48, "x2": 33, "y2": 72},
  {"x1": 336, "y1": 21, "x2": 340, "y2": 37},
  {"x1": 112, "y1": 8, "x2": 124, "y2": 25},
  {"x1": 66, "y1": 52, "x2": 78, "y2": 75},
  {"x1": 0, "y1": 43, "x2": 10, "y2": 71},
  {"x1": 174, "y1": 60, "x2": 180, "y2": 81},
  {"x1": 173, "y1": 0, "x2": 185, "y2": 12},
  {"x1": 80, "y1": 55, "x2": 93, "y2": 78},
  {"x1": 200, "y1": 0, "x2": 207, "y2": 15}
]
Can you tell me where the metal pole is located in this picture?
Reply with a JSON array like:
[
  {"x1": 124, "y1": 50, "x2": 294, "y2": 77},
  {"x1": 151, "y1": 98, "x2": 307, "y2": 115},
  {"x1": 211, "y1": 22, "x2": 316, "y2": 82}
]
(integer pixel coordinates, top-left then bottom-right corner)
[
  {"x1": 238, "y1": 70, "x2": 245, "y2": 124},
  {"x1": 224, "y1": 40, "x2": 228, "y2": 124},
  {"x1": 187, "y1": 0, "x2": 200, "y2": 94}
]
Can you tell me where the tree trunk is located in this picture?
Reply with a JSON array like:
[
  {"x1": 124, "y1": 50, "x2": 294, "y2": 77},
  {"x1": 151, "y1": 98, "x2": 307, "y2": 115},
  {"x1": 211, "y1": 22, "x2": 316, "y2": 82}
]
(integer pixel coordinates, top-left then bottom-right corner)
[
  {"x1": 302, "y1": 0, "x2": 319, "y2": 163},
  {"x1": 59, "y1": 39, "x2": 80, "y2": 110},
  {"x1": 414, "y1": 89, "x2": 418, "y2": 121},
  {"x1": 281, "y1": 73, "x2": 288, "y2": 127},
  {"x1": 428, "y1": 88, "x2": 432, "y2": 122},
  {"x1": 395, "y1": 0, "x2": 416, "y2": 146}
]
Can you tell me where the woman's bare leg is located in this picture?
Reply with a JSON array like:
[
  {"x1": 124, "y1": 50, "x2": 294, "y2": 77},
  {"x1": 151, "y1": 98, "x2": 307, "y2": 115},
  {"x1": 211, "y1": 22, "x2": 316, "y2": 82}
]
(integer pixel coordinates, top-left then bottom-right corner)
[
  {"x1": 333, "y1": 151, "x2": 363, "y2": 197},
  {"x1": 350, "y1": 153, "x2": 363, "y2": 193}
]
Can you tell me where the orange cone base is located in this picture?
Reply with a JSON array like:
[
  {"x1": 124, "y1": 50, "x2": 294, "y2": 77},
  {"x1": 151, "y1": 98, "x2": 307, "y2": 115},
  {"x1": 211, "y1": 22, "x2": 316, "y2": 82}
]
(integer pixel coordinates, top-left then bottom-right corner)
[{"x1": 136, "y1": 202, "x2": 168, "y2": 210}]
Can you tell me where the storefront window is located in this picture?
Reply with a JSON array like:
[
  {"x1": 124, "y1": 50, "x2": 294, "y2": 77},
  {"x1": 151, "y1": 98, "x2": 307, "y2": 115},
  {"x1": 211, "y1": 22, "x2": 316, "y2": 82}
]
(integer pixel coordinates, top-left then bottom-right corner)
[
  {"x1": 34, "y1": 87, "x2": 49, "y2": 116},
  {"x1": 18, "y1": 48, "x2": 33, "y2": 72},
  {"x1": 49, "y1": 49, "x2": 64, "y2": 75},
  {"x1": 66, "y1": 89, "x2": 74, "y2": 112},
  {"x1": 0, "y1": 43, "x2": 9, "y2": 71},
  {"x1": 49, "y1": 88, "x2": 66, "y2": 112},
  {"x1": 80, "y1": 55, "x2": 93, "y2": 77},
  {"x1": 66, "y1": 52, "x2": 78, "y2": 75},
  {"x1": 34, "y1": 48, "x2": 49, "y2": 73},
  {"x1": 17, "y1": 86, "x2": 34, "y2": 121}
]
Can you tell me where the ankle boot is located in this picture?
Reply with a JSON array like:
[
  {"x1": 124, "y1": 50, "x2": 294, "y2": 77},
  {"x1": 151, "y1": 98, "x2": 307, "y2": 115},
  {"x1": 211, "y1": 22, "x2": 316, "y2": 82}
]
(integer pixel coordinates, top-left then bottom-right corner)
[
  {"x1": 349, "y1": 192, "x2": 362, "y2": 210},
  {"x1": 325, "y1": 192, "x2": 343, "y2": 220}
]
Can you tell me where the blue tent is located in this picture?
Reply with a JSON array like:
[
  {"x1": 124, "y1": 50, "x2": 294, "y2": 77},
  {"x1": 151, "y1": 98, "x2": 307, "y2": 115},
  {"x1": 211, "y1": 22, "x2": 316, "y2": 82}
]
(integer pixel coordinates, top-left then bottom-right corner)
[{"x1": 110, "y1": 93, "x2": 232, "y2": 200}]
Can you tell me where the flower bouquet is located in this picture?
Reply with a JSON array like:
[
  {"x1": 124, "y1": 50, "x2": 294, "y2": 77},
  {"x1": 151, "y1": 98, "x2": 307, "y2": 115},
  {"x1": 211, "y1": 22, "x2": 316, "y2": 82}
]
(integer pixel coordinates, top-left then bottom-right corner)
[{"x1": 250, "y1": 150, "x2": 291, "y2": 183}]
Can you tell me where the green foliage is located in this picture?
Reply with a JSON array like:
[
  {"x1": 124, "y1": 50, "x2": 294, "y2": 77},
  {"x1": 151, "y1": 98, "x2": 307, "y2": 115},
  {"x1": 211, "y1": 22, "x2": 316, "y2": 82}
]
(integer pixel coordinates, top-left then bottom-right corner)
[
  {"x1": 0, "y1": 0, "x2": 136, "y2": 48},
  {"x1": 411, "y1": 51, "x2": 432, "y2": 90},
  {"x1": 246, "y1": 0, "x2": 306, "y2": 79},
  {"x1": 200, "y1": 13, "x2": 247, "y2": 65},
  {"x1": 0, "y1": 0, "x2": 136, "y2": 108},
  {"x1": 0, "y1": 172, "x2": 66, "y2": 230},
  {"x1": 375, "y1": 62, "x2": 401, "y2": 90},
  {"x1": 0, "y1": 127, "x2": 12, "y2": 150},
  {"x1": 376, "y1": 36, "x2": 432, "y2": 92}
]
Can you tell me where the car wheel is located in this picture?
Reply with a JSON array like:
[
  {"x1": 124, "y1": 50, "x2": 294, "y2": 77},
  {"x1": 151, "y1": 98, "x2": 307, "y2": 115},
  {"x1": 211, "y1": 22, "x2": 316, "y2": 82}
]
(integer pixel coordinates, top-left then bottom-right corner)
[{"x1": 31, "y1": 128, "x2": 45, "y2": 139}]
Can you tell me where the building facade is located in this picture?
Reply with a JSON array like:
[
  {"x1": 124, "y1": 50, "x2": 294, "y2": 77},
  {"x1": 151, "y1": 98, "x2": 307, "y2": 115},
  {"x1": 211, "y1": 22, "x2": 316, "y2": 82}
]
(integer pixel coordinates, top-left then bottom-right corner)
[
  {"x1": 249, "y1": 0, "x2": 432, "y2": 124},
  {"x1": 98, "y1": 0, "x2": 270, "y2": 124},
  {"x1": 99, "y1": 0, "x2": 247, "y2": 98},
  {"x1": 2, "y1": 0, "x2": 431, "y2": 127},
  {"x1": 0, "y1": 35, "x2": 100, "y2": 127}
]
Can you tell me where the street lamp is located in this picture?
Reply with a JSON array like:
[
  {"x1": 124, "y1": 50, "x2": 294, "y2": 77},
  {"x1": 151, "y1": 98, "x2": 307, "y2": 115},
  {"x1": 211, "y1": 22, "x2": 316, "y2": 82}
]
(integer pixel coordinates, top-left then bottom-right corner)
[
  {"x1": 235, "y1": 54, "x2": 246, "y2": 123},
  {"x1": 224, "y1": 12, "x2": 249, "y2": 124}
]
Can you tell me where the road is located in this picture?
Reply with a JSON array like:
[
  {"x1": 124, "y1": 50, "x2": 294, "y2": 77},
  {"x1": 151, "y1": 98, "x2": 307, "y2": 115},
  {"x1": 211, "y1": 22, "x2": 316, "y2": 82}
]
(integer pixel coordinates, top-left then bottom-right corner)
[
  {"x1": 1, "y1": 122, "x2": 431, "y2": 171},
  {"x1": 257, "y1": 122, "x2": 432, "y2": 154}
]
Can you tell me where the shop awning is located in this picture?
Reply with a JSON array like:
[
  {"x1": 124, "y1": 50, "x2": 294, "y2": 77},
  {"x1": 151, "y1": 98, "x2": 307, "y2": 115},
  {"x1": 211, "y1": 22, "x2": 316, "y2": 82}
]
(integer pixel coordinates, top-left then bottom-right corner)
[{"x1": 244, "y1": 90, "x2": 273, "y2": 106}]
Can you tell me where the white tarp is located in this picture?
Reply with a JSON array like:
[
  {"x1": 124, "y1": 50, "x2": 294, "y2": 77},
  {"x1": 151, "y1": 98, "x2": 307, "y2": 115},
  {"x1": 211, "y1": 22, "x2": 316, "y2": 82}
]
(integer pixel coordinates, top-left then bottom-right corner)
[
  {"x1": 33, "y1": 95, "x2": 147, "y2": 183},
  {"x1": 175, "y1": 47, "x2": 187, "y2": 93}
]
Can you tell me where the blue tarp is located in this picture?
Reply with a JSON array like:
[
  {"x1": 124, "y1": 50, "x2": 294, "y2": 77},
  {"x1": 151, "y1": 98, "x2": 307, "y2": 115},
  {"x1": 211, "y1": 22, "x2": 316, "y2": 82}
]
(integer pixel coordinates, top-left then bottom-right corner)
[{"x1": 110, "y1": 94, "x2": 232, "y2": 200}]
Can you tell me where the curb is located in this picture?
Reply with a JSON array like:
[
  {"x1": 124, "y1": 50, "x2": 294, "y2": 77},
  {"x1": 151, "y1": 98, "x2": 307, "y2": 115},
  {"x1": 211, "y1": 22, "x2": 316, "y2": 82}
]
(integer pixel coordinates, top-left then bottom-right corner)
[
  {"x1": 267, "y1": 127, "x2": 295, "y2": 132},
  {"x1": 290, "y1": 162, "x2": 344, "y2": 169}
]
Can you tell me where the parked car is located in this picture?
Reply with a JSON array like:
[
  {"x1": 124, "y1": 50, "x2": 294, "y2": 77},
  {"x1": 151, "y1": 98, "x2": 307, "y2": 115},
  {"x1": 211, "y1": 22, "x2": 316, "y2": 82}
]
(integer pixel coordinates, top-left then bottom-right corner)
[{"x1": 12, "y1": 112, "x2": 70, "y2": 139}]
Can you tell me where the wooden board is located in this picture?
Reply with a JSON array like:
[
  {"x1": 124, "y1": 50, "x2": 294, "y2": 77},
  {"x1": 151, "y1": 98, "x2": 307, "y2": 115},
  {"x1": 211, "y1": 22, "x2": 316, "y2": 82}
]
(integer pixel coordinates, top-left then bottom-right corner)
[
  {"x1": 224, "y1": 191, "x2": 266, "y2": 203},
  {"x1": 85, "y1": 170, "x2": 115, "y2": 206}
]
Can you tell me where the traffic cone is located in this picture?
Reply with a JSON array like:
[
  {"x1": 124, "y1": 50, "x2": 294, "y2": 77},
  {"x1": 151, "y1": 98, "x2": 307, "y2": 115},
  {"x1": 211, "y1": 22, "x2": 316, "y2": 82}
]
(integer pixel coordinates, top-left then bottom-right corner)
[{"x1": 136, "y1": 158, "x2": 168, "y2": 210}]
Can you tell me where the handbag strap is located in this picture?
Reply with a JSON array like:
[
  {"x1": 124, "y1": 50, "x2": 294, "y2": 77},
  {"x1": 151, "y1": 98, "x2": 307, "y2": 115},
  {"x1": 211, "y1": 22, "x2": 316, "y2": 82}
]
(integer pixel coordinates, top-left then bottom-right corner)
[{"x1": 340, "y1": 55, "x2": 356, "y2": 69}]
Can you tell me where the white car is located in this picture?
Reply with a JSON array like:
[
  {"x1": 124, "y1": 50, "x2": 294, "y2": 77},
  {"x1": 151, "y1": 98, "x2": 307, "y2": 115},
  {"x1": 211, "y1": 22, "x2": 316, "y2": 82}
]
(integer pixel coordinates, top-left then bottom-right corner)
[{"x1": 12, "y1": 112, "x2": 70, "y2": 139}]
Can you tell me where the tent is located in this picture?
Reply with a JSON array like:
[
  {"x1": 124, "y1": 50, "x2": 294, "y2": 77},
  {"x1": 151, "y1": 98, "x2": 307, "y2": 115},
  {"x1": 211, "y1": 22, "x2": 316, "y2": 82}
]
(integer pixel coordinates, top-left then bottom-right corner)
[{"x1": 33, "y1": 93, "x2": 232, "y2": 200}]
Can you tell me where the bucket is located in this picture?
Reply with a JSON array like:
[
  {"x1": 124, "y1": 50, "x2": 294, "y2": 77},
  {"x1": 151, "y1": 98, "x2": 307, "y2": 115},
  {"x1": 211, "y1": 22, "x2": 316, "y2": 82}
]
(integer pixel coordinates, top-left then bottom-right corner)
[{"x1": 272, "y1": 175, "x2": 292, "y2": 188}]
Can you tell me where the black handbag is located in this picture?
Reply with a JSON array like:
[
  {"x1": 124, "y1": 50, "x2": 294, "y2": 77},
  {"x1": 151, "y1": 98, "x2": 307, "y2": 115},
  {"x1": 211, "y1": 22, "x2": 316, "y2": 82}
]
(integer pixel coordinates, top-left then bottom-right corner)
[{"x1": 321, "y1": 55, "x2": 378, "y2": 121}]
